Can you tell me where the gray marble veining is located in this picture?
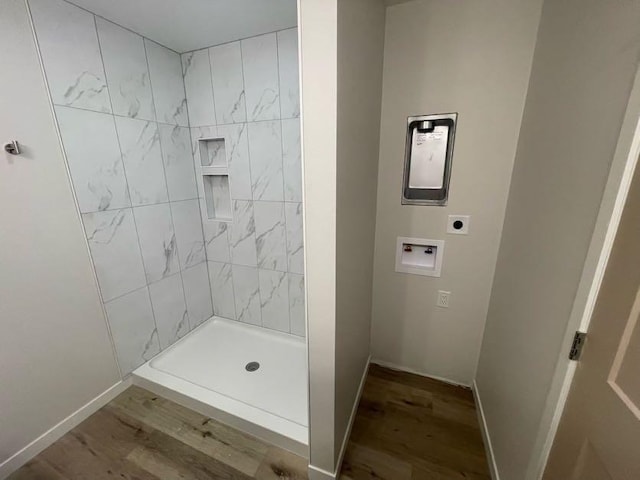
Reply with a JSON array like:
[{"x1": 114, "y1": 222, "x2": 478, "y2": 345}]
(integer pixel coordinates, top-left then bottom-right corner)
[
  {"x1": 218, "y1": 123, "x2": 253, "y2": 200},
  {"x1": 204, "y1": 221, "x2": 231, "y2": 263},
  {"x1": 282, "y1": 118, "x2": 303, "y2": 203},
  {"x1": 210, "y1": 41, "x2": 247, "y2": 124},
  {"x1": 159, "y1": 124, "x2": 199, "y2": 202},
  {"x1": 241, "y1": 33, "x2": 280, "y2": 122},
  {"x1": 248, "y1": 120, "x2": 284, "y2": 201},
  {"x1": 171, "y1": 199, "x2": 206, "y2": 269},
  {"x1": 277, "y1": 28, "x2": 301, "y2": 119},
  {"x1": 254, "y1": 201, "x2": 288, "y2": 271},
  {"x1": 232, "y1": 265, "x2": 262, "y2": 326},
  {"x1": 145, "y1": 39, "x2": 189, "y2": 126},
  {"x1": 133, "y1": 204, "x2": 178, "y2": 284},
  {"x1": 115, "y1": 117, "x2": 168, "y2": 206},
  {"x1": 229, "y1": 200, "x2": 258, "y2": 267},
  {"x1": 105, "y1": 287, "x2": 160, "y2": 375},
  {"x1": 181, "y1": 263, "x2": 213, "y2": 327},
  {"x1": 56, "y1": 107, "x2": 130, "y2": 213},
  {"x1": 30, "y1": 0, "x2": 111, "y2": 113},
  {"x1": 189, "y1": 125, "x2": 217, "y2": 171},
  {"x1": 259, "y1": 269, "x2": 290, "y2": 333},
  {"x1": 96, "y1": 18, "x2": 155, "y2": 121},
  {"x1": 182, "y1": 49, "x2": 216, "y2": 127},
  {"x1": 149, "y1": 273, "x2": 189, "y2": 349},
  {"x1": 82, "y1": 208, "x2": 147, "y2": 302},
  {"x1": 285, "y1": 202, "x2": 304, "y2": 275},
  {"x1": 208, "y1": 261, "x2": 236, "y2": 320},
  {"x1": 288, "y1": 274, "x2": 306, "y2": 337}
]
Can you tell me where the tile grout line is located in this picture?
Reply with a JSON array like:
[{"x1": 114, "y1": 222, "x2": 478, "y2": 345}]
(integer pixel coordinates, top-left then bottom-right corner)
[
  {"x1": 24, "y1": 0, "x2": 125, "y2": 379},
  {"x1": 180, "y1": 47, "x2": 216, "y2": 328},
  {"x1": 63, "y1": 0, "x2": 180, "y2": 54},
  {"x1": 233, "y1": 38, "x2": 256, "y2": 325},
  {"x1": 148, "y1": 42, "x2": 193, "y2": 335},
  {"x1": 108, "y1": 29, "x2": 162, "y2": 356},
  {"x1": 180, "y1": 25, "x2": 299, "y2": 54},
  {"x1": 276, "y1": 30, "x2": 293, "y2": 334},
  {"x1": 176, "y1": 46, "x2": 213, "y2": 332},
  {"x1": 52, "y1": 101, "x2": 300, "y2": 133},
  {"x1": 92, "y1": 11, "x2": 162, "y2": 369}
]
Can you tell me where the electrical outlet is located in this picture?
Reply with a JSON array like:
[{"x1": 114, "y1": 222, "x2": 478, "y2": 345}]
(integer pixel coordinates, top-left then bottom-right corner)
[{"x1": 437, "y1": 290, "x2": 451, "y2": 308}]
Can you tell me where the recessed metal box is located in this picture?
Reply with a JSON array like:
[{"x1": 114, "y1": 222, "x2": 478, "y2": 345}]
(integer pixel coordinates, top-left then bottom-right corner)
[{"x1": 402, "y1": 113, "x2": 457, "y2": 206}]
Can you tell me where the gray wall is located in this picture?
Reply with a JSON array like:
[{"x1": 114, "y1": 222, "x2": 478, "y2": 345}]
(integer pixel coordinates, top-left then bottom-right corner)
[
  {"x1": 301, "y1": 0, "x2": 385, "y2": 476},
  {"x1": 370, "y1": 0, "x2": 542, "y2": 385},
  {"x1": 335, "y1": 0, "x2": 386, "y2": 465},
  {"x1": 475, "y1": 0, "x2": 640, "y2": 478},
  {"x1": 300, "y1": 0, "x2": 338, "y2": 474}
]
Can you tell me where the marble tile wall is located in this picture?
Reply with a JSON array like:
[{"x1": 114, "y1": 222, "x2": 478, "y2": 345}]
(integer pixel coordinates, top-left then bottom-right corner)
[
  {"x1": 182, "y1": 28, "x2": 305, "y2": 337},
  {"x1": 29, "y1": 0, "x2": 213, "y2": 375}
]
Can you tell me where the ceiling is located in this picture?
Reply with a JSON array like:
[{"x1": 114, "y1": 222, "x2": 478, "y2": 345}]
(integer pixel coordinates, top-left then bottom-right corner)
[{"x1": 69, "y1": 0, "x2": 298, "y2": 53}]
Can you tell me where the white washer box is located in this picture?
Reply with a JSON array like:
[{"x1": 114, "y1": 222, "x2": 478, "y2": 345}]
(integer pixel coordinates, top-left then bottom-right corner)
[{"x1": 395, "y1": 236, "x2": 445, "y2": 277}]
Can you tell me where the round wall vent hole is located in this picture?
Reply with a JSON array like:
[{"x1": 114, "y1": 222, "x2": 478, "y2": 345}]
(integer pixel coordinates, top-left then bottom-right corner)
[{"x1": 245, "y1": 361, "x2": 260, "y2": 372}]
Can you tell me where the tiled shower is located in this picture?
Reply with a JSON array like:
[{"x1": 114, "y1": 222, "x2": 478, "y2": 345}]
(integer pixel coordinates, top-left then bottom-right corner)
[
  {"x1": 183, "y1": 30, "x2": 305, "y2": 337},
  {"x1": 29, "y1": 0, "x2": 304, "y2": 378}
]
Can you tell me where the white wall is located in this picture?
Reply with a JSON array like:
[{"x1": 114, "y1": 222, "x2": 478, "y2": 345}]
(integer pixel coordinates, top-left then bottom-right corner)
[
  {"x1": 475, "y1": 1, "x2": 640, "y2": 479},
  {"x1": 301, "y1": 0, "x2": 385, "y2": 476},
  {"x1": 370, "y1": 0, "x2": 542, "y2": 385},
  {"x1": 0, "y1": 0, "x2": 119, "y2": 469},
  {"x1": 334, "y1": 0, "x2": 386, "y2": 466}
]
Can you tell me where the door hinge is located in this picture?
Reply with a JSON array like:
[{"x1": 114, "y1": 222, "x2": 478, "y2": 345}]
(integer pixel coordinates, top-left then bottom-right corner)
[{"x1": 569, "y1": 331, "x2": 586, "y2": 361}]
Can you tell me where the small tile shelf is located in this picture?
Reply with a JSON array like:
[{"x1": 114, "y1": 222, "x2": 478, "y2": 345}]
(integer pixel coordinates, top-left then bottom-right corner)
[
  {"x1": 199, "y1": 137, "x2": 226, "y2": 167},
  {"x1": 197, "y1": 137, "x2": 232, "y2": 222}
]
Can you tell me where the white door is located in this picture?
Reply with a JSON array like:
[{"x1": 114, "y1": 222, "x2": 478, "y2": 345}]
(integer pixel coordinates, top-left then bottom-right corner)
[
  {"x1": 544, "y1": 155, "x2": 640, "y2": 479},
  {"x1": 0, "y1": 0, "x2": 119, "y2": 470}
]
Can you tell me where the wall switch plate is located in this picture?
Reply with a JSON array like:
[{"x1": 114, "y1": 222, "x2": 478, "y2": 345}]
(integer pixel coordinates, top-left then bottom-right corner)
[
  {"x1": 447, "y1": 215, "x2": 470, "y2": 235},
  {"x1": 437, "y1": 290, "x2": 451, "y2": 308}
]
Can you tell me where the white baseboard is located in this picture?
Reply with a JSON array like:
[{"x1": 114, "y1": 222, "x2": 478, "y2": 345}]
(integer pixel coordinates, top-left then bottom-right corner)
[
  {"x1": 308, "y1": 464, "x2": 338, "y2": 480},
  {"x1": 473, "y1": 380, "x2": 500, "y2": 480},
  {"x1": 308, "y1": 355, "x2": 371, "y2": 480},
  {"x1": 370, "y1": 358, "x2": 471, "y2": 388},
  {"x1": 0, "y1": 378, "x2": 132, "y2": 479}
]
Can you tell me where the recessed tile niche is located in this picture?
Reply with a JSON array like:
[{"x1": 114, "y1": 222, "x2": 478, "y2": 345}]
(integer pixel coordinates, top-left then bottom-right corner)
[{"x1": 198, "y1": 137, "x2": 232, "y2": 221}]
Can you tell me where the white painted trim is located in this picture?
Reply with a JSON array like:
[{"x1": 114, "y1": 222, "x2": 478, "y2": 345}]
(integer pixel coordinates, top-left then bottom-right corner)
[
  {"x1": 371, "y1": 358, "x2": 471, "y2": 388},
  {"x1": 0, "y1": 378, "x2": 132, "y2": 478},
  {"x1": 308, "y1": 464, "x2": 337, "y2": 480},
  {"x1": 473, "y1": 381, "x2": 500, "y2": 480},
  {"x1": 307, "y1": 356, "x2": 370, "y2": 480},
  {"x1": 525, "y1": 64, "x2": 640, "y2": 480}
]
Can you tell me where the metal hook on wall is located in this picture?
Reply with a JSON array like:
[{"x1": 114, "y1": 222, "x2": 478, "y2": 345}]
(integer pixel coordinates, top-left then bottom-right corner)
[{"x1": 4, "y1": 140, "x2": 20, "y2": 155}]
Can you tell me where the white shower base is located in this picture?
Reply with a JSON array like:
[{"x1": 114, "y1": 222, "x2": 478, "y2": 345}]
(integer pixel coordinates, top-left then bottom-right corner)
[{"x1": 133, "y1": 316, "x2": 308, "y2": 455}]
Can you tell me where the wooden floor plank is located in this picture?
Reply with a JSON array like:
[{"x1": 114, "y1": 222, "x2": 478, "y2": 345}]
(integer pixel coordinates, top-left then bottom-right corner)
[
  {"x1": 6, "y1": 459, "x2": 70, "y2": 480},
  {"x1": 9, "y1": 365, "x2": 490, "y2": 480},
  {"x1": 80, "y1": 407, "x2": 251, "y2": 480},
  {"x1": 341, "y1": 365, "x2": 490, "y2": 480},
  {"x1": 254, "y1": 447, "x2": 309, "y2": 479},
  {"x1": 109, "y1": 385, "x2": 269, "y2": 477},
  {"x1": 340, "y1": 444, "x2": 412, "y2": 480},
  {"x1": 34, "y1": 427, "x2": 158, "y2": 480}
]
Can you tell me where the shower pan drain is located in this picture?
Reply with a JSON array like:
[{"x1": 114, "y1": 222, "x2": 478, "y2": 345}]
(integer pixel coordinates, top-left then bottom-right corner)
[{"x1": 245, "y1": 361, "x2": 260, "y2": 372}]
